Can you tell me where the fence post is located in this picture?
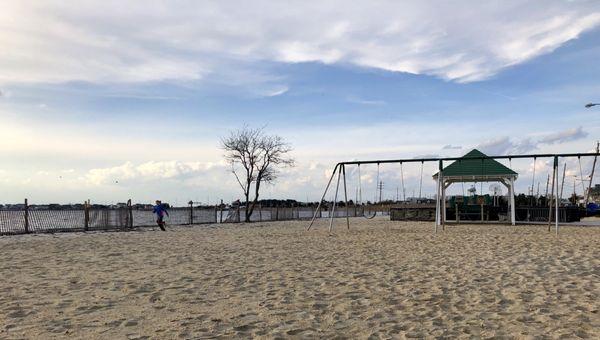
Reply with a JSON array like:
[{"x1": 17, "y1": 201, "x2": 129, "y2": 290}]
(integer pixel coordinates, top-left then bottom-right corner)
[
  {"x1": 214, "y1": 205, "x2": 217, "y2": 223},
  {"x1": 276, "y1": 205, "x2": 279, "y2": 221},
  {"x1": 84, "y1": 201, "x2": 89, "y2": 231},
  {"x1": 189, "y1": 201, "x2": 194, "y2": 225},
  {"x1": 24, "y1": 198, "x2": 29, "y2": 234},
  {"x1": 237, "y1": 205, "x2": 241, "y2": 223},
  {"x1": 127, "y1": 199, "x2": 133, "y2": 228},
  {"x1": 259, "y1": 204, "x2": 262, "y2": 221}
]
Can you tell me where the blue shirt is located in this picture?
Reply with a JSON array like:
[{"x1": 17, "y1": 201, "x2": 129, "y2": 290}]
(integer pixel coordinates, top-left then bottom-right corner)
[{"x1": 153, "y1": 204, "x2": 169, "y2": 217}]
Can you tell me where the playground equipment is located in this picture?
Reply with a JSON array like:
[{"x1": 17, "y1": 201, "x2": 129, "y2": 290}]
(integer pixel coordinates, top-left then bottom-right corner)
[{"x1": 307, "y1": 150, "x2": 600, "y2": 235}]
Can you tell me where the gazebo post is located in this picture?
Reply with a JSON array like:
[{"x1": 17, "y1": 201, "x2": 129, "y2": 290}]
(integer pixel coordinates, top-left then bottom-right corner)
[
  {"x1": 432, "y1": 150, "x2": 518, "y2": 227},
  {"x1": 435, "y1": 175, "x2": 440, "y2": 233},
  {"x1": 444, "y1": 181, "x2": 452, "y2": 227},
  {"x1": 510, "y1": 177, "x2": 516, "y2": 226},
  {"x1": 442, "y1": 180, "x2": 447, "y2": 230}
]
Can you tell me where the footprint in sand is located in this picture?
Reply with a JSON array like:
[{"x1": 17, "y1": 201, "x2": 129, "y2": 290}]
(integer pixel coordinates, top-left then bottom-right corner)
[
  {"x1": 124, "y1": 320, "x2": 139, "y2": 327},
  {"x1": 7, "y1": 309, "x2": 29, "y2": 318}
]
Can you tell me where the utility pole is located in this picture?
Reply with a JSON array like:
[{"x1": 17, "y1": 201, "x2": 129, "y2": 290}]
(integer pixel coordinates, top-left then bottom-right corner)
[{"x1": 585, "y1": 141, "x2": 599, "y2": 205}]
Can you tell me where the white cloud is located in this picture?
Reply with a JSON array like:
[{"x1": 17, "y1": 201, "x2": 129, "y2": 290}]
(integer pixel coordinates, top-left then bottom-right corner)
[
  {"x1": 476, "y1": 126, "x2": 589, "y2": 155},
  {"x1": 0, "y1": 1, "x2": 598, "y2": 86},
  {"x1": 477, "y1": 137, "x2": 518, "y2": 155},
  {"x1": 263, "y1": 86, "x2": 289, "y2": 97},
  {"x1": 539, "y1": 126, "x2": 588, "y2": 144},
  {"x1": 84, "y1": 161, "x2": 220, "y2": 185},
  {"x1": 69, "y1": 159, "x2": 338, "y2": 203}
]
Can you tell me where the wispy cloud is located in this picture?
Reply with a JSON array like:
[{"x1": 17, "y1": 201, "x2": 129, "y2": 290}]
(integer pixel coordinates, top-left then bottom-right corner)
[
  {"x1": 538, "y1": 126, "x2": 588, "y2": 144},
  {"x1": 476, "y1": 126, "x2": 589, "y2": 155},
  {"x1": 346, "y1": 96, "x2": 386, "y2": 105},
  {"x1": 0, "y1": 89, "x2": 11, "y2": 98},
  {"x1": 442, "y1": 144, "x2": 462, "y2": 150},
  {"x1": 263, "y1": 86, "x2": 289, "y2": 97},
  {"x1": 1, "y1": 1, "x2": 598, "y2": 87},
  {"x1": 101, "y1": 93, "x2": 182, "y2": 100},
  {"x1": 413, "y1": 154, "x2": 440, "y2": 159}
]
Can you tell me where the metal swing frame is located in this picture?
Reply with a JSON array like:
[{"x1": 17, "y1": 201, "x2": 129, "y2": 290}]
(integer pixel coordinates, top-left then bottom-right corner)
[{"x1": 306, "y1": 151, "x2": 600, "y2": 235}]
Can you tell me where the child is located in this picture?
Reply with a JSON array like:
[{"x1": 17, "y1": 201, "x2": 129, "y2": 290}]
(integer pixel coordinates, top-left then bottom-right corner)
[{"x1": 152, "y1": 200, "x2": 169, "y2": 231}]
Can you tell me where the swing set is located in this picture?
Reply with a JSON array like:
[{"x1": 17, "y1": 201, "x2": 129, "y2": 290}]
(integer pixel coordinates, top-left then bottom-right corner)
[
  {"x1": 307, "y1": 150, "x2": 600, "y2": 235},
  {"x1": 355, "y1": 161, "x2": 425, "y2": 219}
]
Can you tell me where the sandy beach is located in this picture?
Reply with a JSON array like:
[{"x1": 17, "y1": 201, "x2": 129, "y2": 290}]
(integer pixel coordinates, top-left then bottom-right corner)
[{"x1": 1, "y1": 218, "x2": 599, "y2": 339}]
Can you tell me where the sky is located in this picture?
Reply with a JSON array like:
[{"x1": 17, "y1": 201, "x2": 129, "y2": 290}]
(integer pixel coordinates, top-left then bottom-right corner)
[{"x1": 1, "y1": 0, "x2": 600, "y2": 205}]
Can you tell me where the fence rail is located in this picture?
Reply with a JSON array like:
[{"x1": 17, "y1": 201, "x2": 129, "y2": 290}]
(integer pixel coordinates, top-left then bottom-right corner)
[
  {"x1": 0, "y1": 200, "x2": 390, "y2": 235},
  {"x1": 0, "y1": 199, "x2": 218, "y2": 235},
  {"x1": 220, "y1": 204, "x2": 390, "y2": 222}
]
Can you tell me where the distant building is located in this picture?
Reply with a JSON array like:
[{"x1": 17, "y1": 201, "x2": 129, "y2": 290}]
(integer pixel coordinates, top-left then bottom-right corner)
[{"x1": 588, "y1": 184, "x2": 600, "y2": 202}]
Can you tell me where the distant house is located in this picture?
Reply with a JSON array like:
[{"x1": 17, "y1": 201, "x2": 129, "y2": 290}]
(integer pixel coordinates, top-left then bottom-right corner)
[{"x1": 589, "y1": 184, "x2": 600, "y2": 202}]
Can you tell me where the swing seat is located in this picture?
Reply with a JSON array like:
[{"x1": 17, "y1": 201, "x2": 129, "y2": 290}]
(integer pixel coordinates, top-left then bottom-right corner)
[{"x1": 363, "y1": 210, "x2": 377, "y2": 219}]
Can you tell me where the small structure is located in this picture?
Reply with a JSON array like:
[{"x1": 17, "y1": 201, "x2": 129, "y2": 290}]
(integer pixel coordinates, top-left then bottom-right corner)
[{"x1": 433, "y1": 149, "x2": 518, "y2": 226}]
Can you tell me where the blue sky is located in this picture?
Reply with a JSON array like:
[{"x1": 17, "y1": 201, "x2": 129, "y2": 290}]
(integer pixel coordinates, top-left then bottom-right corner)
[{"x1": 1, "y1": 1, "x2": 600, "y2": 204}]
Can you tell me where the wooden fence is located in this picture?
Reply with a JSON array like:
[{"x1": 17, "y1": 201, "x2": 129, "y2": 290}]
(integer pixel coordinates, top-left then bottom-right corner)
[
  {"x1": 0, "y1": 199, "x2": 218, "y2": 235},
  {"x1": 0, "y1": 200, "x2": 391, "y2": 236},
  {"x1": 220, "y1": 204, "x2": 390, "y2": 223}
]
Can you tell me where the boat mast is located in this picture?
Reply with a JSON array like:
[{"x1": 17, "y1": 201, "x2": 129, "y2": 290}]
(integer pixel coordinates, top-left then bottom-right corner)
[{"x1": 585, "y1": 141, "x2": 599, "y2": 205}]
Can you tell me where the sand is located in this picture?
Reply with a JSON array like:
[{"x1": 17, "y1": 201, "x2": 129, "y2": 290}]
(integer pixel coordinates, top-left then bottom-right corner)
[{"x1": 0, "y1": 218, "x2": 599, "y2": 339}]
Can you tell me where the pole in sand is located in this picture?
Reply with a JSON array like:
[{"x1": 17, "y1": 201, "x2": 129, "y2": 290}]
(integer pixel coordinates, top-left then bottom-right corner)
[
  {"x1": 435, "y1": 160, "x2": 443, "y2": 233},
  {"x1": 307, "y1": 164, "x2": 339, "y2": 231},
  {"x1": 328, "y1": 165, "x2": 343, "y2": 233},
  {"x1": 548, "y1": 160, "x2": 556, "y2": 231},
  {"x1": 342, "y1": 164, "x2": 350, "y2": 229},
  {"x1": 555, "y1": 156, "x2": 560, "y2": 235}
]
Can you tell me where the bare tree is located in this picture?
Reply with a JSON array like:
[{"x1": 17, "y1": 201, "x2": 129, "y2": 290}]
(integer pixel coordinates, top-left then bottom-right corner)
[{"x1": 221, "y1": 127, "x2": 294, "y2": 222}]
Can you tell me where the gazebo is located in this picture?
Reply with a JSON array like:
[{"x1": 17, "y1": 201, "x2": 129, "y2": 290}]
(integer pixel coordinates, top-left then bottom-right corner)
[{"x1": 433, "y1": 149, "x2": 518, "y2": 226}]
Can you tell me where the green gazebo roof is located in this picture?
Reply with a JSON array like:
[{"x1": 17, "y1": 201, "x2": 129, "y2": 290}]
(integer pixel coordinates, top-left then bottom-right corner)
[{"x1": 433, "y1": 149, "x2": 517, "y2": 179}]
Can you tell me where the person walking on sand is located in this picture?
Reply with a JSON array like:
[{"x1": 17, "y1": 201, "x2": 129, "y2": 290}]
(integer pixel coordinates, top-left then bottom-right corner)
[{"x1": 153, "y1": 200, "x2": 169, "y2": 231}]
